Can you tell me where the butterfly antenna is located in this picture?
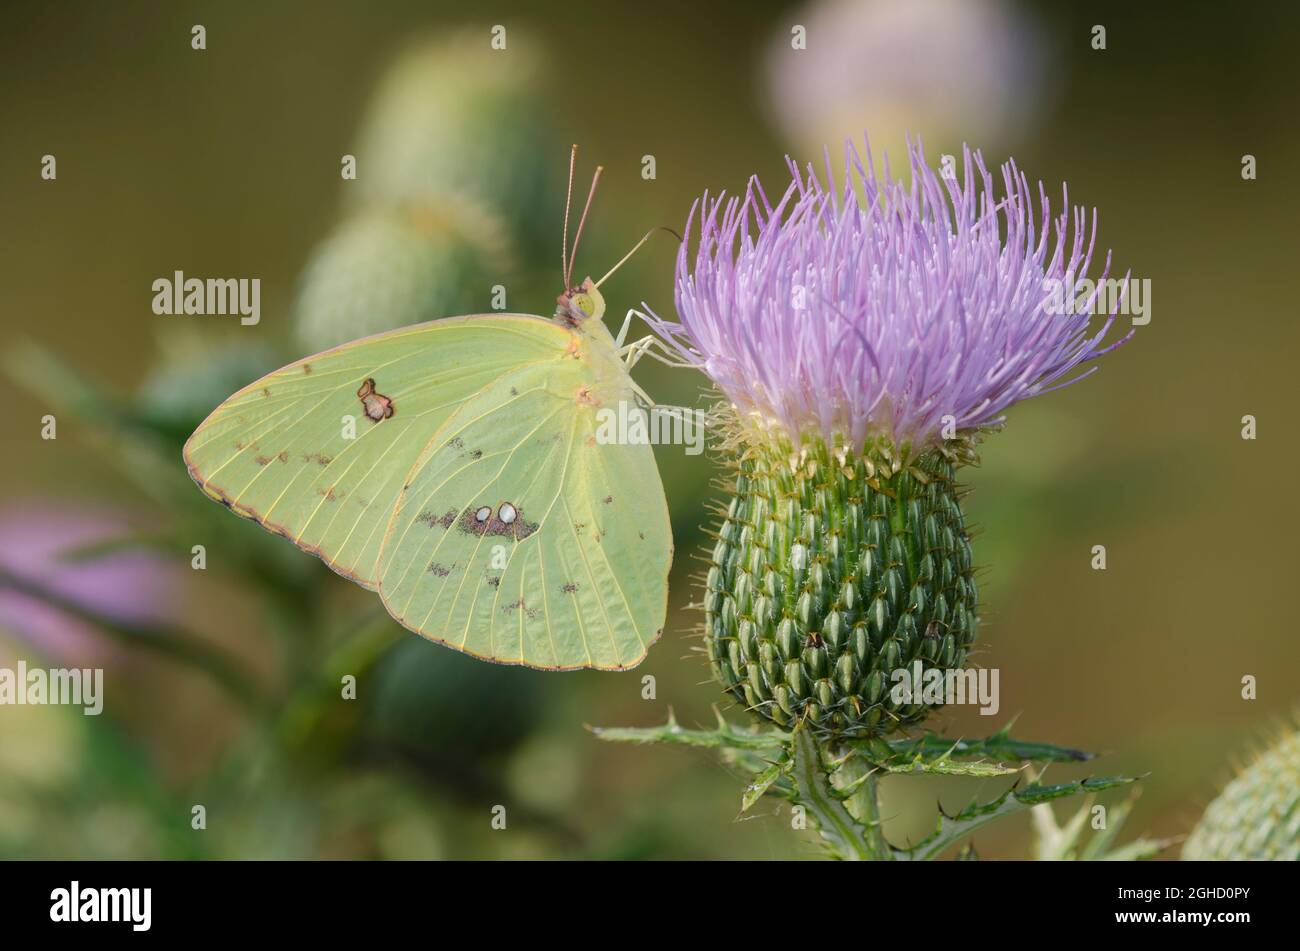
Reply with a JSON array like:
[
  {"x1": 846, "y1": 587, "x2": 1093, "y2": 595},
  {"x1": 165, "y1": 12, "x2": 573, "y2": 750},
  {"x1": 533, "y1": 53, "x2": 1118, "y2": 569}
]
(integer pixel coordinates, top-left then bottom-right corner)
[
  {"x1": 562, "y1": 144, "x2": 578, "y2": 289},
  {"x1": 594, "y1": 226, "x2": 684, "y2": 289},
  {"x1": 566, "y1": 165, "x2": 603, "y2": 289}
]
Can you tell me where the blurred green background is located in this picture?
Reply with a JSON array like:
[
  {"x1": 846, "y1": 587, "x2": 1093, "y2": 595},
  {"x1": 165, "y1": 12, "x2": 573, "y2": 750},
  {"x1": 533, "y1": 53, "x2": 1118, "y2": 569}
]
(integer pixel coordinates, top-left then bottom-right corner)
[{"x1": 1, "y1": 0, "x2": 1297, "y2": 859}]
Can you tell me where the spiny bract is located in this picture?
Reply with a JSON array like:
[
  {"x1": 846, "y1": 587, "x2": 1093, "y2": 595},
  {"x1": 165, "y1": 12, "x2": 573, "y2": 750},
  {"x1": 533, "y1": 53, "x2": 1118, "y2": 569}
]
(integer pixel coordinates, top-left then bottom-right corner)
[
  {"x1": 1182, "y1": 726, "x2": 1300, "y2": 861},
  {"x1": 705, "y1": 434, "x2": 978, "y2": 738}
]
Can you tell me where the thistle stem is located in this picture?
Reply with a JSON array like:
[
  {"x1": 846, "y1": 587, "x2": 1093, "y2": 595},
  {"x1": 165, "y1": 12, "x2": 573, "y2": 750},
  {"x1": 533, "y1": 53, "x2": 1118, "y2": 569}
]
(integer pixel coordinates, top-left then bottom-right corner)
[
  {"x1": 829, "y1": 743, "x2": 892, "y2": 860},
  {"x1": 788, "y1": 725, "x2": 892, "y2": 860}
]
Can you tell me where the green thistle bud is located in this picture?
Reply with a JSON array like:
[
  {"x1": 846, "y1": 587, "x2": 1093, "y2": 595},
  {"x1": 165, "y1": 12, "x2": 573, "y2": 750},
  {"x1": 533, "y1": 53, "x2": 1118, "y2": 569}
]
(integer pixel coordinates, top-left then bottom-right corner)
[
  {"x1": 293, "y1": 203, "x2": 508, "y2": 353},
  {"x1": 350, "y1": 31, "x2": 561, "y2": 254},
  {"x1": 705, "y1": 434, "x2": 978, "y2": 738},
  {"x1": 1182, "y1": 726, "x2": 1300, "y2": 861}
]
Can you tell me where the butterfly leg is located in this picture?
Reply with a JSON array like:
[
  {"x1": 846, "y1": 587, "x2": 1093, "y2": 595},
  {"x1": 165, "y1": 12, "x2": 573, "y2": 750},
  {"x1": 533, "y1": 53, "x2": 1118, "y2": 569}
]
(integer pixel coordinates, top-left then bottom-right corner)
[
  {"x1": 619, "y1": 334, "x2": 700, "y2": 371},
  {"x1": 613, "y1": 308, "x2": 638, "y2": 349},
  {"x1": 624, "y1": 380, "x2": 698, "y2": 422}
]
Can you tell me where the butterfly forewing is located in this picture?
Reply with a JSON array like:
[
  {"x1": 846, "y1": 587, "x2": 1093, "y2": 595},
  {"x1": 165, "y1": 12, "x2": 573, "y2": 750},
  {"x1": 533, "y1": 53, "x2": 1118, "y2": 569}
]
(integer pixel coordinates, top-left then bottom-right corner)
[{"x1": 183, "y1": 315, "x2": 569, "y2": 587}]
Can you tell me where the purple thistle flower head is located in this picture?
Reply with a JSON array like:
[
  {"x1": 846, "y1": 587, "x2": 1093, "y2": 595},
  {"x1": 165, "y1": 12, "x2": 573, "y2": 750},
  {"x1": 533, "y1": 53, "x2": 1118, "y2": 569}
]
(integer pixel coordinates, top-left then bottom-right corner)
[{"x1": 646, "y1": 138, "x2": 1133, "y2": 453}]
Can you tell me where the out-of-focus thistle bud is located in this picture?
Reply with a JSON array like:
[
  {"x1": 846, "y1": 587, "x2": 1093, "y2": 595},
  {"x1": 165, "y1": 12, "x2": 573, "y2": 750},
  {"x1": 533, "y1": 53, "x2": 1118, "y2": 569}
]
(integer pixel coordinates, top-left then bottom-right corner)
[
  {"x1": 367, "y1": 637, "x2": 546, "y2": 767},
  {"x1": 349, "y1": 30, "x2": 561, "y2": 255},
  {"x1": 1183, "y1": 725, "x2": 1300, "y2": 861},
  {"x1": 644, "y1": 138, "x2": 1132, "y2": 739},
  {"x1": 293, "y1": 202, "x2": 509, "y2": 353},
  {"x1": 139, "y1": 335, "x2": 278, "y2": 439}
]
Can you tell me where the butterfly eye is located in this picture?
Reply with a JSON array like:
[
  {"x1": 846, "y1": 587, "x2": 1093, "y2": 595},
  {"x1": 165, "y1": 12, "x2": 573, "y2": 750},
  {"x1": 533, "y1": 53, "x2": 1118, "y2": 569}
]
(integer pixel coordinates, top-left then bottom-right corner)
[
  {"x1": 498, "y1": 502, "x2": 518, "y2": 525},
  {"x1": 474, "y1": 506, "x2": 492, "y2": 523},
  {"x1": 571, "y1": 294, "x2": 593, "y2": 318}
]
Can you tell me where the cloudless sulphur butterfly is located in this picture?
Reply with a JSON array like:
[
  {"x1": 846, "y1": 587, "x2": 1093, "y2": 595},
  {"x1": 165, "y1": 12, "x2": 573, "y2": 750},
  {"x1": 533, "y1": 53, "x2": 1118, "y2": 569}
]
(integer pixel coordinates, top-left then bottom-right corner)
[{"x1": 184, "y1": 151, "x2": 677, "y2": 670}]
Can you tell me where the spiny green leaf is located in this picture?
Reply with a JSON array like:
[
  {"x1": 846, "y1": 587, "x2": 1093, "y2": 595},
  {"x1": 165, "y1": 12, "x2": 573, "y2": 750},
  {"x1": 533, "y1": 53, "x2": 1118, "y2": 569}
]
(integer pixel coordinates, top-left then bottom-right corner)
[
  {"x1": 741, "y1": 759, "x2": 786, "y2": 813},
  {"x1": 895, "y1": 775, "x2": 1139, "y2": 861},
  {"x1": 883, "y1": 723, "x2": 1095, "y2": 764},
  {"x1": 589, "y1": 707, "x2": 786, "y2": 752},
  {"x1": 875, "y1": 749, "x2": 1022, "y2": 777}
]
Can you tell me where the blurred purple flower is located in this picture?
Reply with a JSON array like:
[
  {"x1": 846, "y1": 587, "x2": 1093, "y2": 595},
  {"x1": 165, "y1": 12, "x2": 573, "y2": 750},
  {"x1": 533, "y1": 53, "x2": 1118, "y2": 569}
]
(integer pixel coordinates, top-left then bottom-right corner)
[
  {"x1": 764, "y1": 0, "x2": 1050, "y2": 159},
  {"x1": 645, "y1": 139, "x2": 1132, "y2": 450},
  {"x1": 0, "y1": 503, "x2": 183, "y2": 665}
]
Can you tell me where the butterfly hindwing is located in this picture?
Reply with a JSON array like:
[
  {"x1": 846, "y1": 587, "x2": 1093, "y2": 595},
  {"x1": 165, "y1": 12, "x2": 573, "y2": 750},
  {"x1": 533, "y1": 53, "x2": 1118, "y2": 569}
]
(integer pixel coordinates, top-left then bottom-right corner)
[{"x1": 376, "y1": 357, "x2": 670, "y2": 669}]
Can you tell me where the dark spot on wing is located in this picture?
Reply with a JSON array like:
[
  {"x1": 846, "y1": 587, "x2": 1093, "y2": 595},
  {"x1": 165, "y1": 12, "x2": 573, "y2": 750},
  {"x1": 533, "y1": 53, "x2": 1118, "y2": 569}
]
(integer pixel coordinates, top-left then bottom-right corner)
[
  {"x1": 302, "y1": 451, "x2": 332, "y2": 466},
  {"x1": 470, "y1": 449, "x2": 483, "y2": 460},
  {"x1": 486, "y1": 575, "x2": 501, "y2": 588},
  {"x1": 261, "y1": 387, "x2": 271, "y2": 398},
  {"x1": 302, "y1": 363, "x2": 313, "y2": 374},
  {"x1": 254, "y1": 454, "x2": 272, "y2": 466},
  {"x1": 510, "y1": 387, "x2": 518, "y2": 396},
  {"x1": 448, "y1": 436, "x2": 464, "y2": 450},
  {"x1": 277, "y1": 450, "x2": 288, "y2": 463},
  {"x1": 561, "y1": 582, "x2": 578, "y2": 594},
  {"x1": 418, "y1": 509, "x2": 457, "y2": 529},
  {"x1": 428, "y1": 562, "x2": 452, "y2": 577},
  {"x1": 356, "y1": 378, "x2": 394, "y2": 422},
  {"x1": 315, "y1": 486, "x2": 340, "y2": 502},
  {"x1": 603, "y1": 495, "x2": 614, "y2": 504},
  {"x1": 458, "y1": 505, "x2": 538, "y2": 541},
  {"x1": 506, "y1": 600, "x2": 535, "y2": 621}
]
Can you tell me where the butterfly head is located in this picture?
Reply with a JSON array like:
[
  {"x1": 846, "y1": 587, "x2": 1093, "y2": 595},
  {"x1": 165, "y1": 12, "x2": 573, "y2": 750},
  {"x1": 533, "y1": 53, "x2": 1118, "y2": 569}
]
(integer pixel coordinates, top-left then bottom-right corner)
[{"x1": 555, "y1": 277, "x2": 605, "y2": 325}]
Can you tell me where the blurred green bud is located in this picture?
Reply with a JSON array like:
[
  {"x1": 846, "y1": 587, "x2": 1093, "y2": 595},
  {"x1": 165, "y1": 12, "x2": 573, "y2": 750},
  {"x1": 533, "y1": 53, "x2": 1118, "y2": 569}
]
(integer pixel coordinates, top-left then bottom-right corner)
[
  {"x1": 137, "y1": 337, "x2": 278, "y2": 440},
  {"x1": 365, "y1": 637, "x2": 546, "y2": 767},
  {"x1": 293, "y1": 202, "x2": 509, "y2": 353},
  {"x1": 350, "y1": 30, "x2": 562, "y2": 254},
  {"x1": 1183, "y1": 724, "x2": 1300, "y2": 861}
]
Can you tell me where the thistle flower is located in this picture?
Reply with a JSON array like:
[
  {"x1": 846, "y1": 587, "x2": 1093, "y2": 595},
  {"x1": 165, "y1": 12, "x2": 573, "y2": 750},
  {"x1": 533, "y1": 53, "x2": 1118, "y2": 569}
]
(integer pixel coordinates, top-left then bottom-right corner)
[
  {"x1": 647, "y1": 140, "x2": 1131, "y2": 738},
  {"x1": 650, "y1": 140, "x2": 1130, "y2": 451},
  {"x1": 763, "y1": 0, "x2": 1048, "y2": 161}
]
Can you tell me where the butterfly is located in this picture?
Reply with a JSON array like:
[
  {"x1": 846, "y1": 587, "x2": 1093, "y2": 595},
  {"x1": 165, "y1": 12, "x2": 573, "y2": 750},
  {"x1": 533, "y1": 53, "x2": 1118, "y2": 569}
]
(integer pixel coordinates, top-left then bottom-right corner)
[{"x1": 183, "y1": 148, "x2": 684, "y2": 670}]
